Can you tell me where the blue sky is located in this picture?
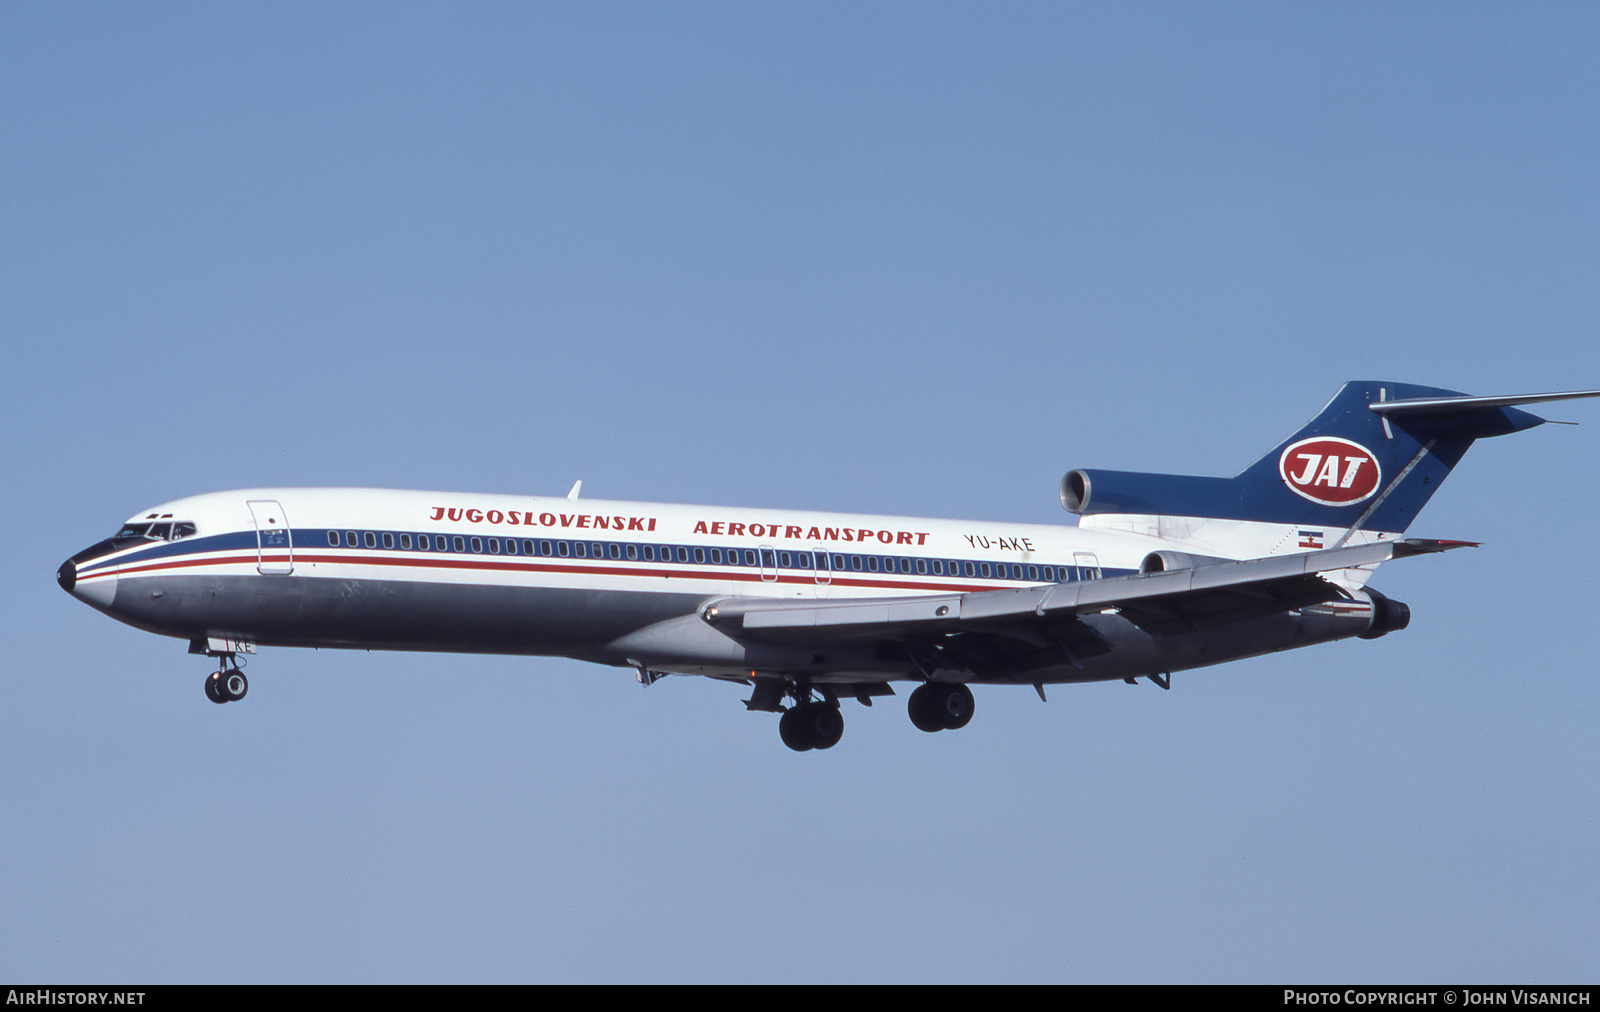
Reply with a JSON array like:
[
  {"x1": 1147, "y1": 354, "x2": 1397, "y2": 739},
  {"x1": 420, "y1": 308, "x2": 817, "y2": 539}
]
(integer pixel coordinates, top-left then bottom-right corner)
[{"x1": 2, "y1": 3, "x2": 1597, "y2": 982}]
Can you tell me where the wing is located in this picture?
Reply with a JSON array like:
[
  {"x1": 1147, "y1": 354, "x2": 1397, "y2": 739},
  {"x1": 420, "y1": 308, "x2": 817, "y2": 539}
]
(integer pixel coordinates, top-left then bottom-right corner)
[{"x1": 703, "y1": 539, "x2": 1473, "y2": 676}]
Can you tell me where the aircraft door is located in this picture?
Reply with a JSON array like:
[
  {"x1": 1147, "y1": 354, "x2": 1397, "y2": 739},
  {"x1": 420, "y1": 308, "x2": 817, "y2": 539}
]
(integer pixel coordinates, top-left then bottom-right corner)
[
  {"x1": 247, "y1": 499, "x2": 294, "y2": 575},
  {"x1": 1073, "y1": 551, "x2": 1101, "y2": 582},
  {"x1": 812, "y1": 548, "x2": 833, "y2": 598},
  {"x1": 759, "y1": 545, "x2": 778, "y2": 583}
]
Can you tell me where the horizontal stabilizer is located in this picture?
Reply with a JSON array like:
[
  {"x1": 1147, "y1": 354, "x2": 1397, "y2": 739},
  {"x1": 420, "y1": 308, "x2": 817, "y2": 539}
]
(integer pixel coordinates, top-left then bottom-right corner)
[{"x1": 1371, "y1": 388, "x2": 1600, "y2": 417}]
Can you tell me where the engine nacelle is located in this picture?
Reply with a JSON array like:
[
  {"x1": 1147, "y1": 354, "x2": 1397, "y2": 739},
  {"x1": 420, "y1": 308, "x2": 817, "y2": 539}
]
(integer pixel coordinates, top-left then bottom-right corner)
[
  {"x1": 1138, "y1": 550, "x2": 1230, "y2": 574},
  {"x1": 1060, "y1": 468, "x2": 1239, "y2": 517},
  {"x1": 1358, "y1": 588, "x2": 1411, "y2": 639}
]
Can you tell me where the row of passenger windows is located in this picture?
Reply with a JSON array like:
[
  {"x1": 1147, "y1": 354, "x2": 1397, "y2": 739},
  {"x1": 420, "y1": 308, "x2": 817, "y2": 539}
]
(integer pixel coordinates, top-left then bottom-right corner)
[{"x1": 321, "y1": 529, "x2": 1100, "y2": 583}]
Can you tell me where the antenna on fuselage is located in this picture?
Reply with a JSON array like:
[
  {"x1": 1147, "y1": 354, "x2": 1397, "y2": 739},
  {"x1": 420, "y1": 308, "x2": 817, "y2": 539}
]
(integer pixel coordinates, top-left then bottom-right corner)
[{"x1": 567, "y1": 480, "x2": 582, "y2": 500}]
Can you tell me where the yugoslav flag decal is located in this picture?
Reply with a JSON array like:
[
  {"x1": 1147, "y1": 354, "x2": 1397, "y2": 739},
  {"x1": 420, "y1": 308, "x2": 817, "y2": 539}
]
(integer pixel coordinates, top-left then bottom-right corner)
[{"x1": 1278, "y1": 437, "x2": 1382, "y2": 506}]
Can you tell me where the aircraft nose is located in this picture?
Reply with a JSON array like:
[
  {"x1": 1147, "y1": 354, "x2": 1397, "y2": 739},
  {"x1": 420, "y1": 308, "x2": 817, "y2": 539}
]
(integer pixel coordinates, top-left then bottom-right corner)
[{"x1": 60, "y1": 543, "x2": 119, "y2": 609}]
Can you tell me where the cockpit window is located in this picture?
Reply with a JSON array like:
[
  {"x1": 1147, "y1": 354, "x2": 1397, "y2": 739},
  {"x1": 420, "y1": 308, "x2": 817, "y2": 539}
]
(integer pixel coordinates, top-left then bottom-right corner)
[{"x1": 113, "y1": 521, "x2": 196, "y2": 542}]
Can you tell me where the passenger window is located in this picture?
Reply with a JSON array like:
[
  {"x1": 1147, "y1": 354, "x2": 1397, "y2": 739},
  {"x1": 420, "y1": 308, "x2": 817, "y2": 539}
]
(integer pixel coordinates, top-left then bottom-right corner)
[
  {"x1": 523, "y1": 540, "x2": 535, "y2": 555},
  {"x1": 643, "y1": 545, "x2": 655, "y2": 561},
  {"x1": 593, "y1": 543, "x2": 604, "y2": 559},
  {"x1": 694, "y1": 547, "x2": 705, "y2": 564},
  {"x1": 931, "y1": 559, "x2": 943, "y2": 575},
  {"x1": 1028, "y1": 565, "x2": 1038, "y2": 581},
  {"x1": 574, "y1": 542, "x2": 587, "y2": 558},
  {"x1": 609, "y1": 544, "x2": 621, "y2": 560},
  {"x1": 851, "y1": 556, "x2": 862, "y2": 571},
  {"x1": 470, "y1": 537, "x2": 483, "y2": 553},
  {"x1": 677, "y1": 547, "x2": 689, "y2": 563},
  {"x1": 558, "y1": 541, "x2": 570, "y2": 557},
  {"x1": 381, "y1": 533, "x2": 394, "y2": 549},
  {"x1": 796, "y1": 552, "x2": 811, "y2": 569},
  {"x1": 867, "y1": 557, "x2": 879, "y2": 572},
  {"x1": 347, "y1": 531, "x2": 358, "y2": 546},
  {"x1": 916, "y1": 559, "x2": 927, "y2": 574},
  {"x1": 365, "y1": 532, "x2": 377, "y2": 549},
  {"x1": 833, "y1": 555, "x2": 846, "y2": 570},
  {"x1": 964, "y1": 562, "x2": 975, "y2": 577},
  {"x1": 744, "y1": 550, "x2": 757, "y2": 566},
  {"x1": 503, "y1": 538, "x2": 515, "y2": 555},
  {"x1": 401, "y1": 534, "x2": 412, "y2": 550},
  {"x1": 710, "y1": 548, "x2": 722, "y2": 564},
  {"x1": 453, "y1": 536, "x2": 466, "y2": 552},
  {"x1": 488, "y1": 538, "x2": 500, "y2": 554},
  {"x1": 625, "y1": 544, "x2": 637, "y2": 560},
  {"x1": 778, "y1": 552, "x2": 791, "y2": 567},
  {"x1": 540, "y1": 540, "x2": 553, "y2": 556},
  {"x1": 328, "y1": 532, "x2": 340, "y2": 547}
]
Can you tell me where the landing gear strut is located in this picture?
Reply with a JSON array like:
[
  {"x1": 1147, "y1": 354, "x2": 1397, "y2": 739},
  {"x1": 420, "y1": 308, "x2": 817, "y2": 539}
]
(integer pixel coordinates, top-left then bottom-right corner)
[{"x1": 908, "y1": 682, "x2": 974, "y2": 733}]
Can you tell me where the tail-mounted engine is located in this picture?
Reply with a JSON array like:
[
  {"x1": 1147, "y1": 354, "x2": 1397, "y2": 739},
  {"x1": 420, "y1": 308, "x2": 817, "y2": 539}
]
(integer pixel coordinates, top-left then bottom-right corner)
[
  {"x1": 1138, "y1": 550, "x2": 1229, "y2": 574},
  {"x1": 1358, "y1": 588, "x2": 1411, "y2": 639}
]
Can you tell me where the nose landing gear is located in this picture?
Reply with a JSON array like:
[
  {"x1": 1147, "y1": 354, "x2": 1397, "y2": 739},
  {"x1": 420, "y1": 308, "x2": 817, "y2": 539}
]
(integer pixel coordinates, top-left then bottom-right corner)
[
  {"x1": 204, "y1": 663, "x2": 249, "y2": 704},
  {"x1": 190, "y1": 637, "x2": 254, "y2": 706}
]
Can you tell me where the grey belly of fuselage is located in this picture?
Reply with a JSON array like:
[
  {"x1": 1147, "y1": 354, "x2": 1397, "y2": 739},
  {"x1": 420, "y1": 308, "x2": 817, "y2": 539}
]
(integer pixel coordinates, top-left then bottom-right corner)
[
  {"x1": 107, "y1": 572, "x2": 1374, "y2": 686},
  {"x1": 111, "y1": 573, "x2": 702, "y2": 660}
]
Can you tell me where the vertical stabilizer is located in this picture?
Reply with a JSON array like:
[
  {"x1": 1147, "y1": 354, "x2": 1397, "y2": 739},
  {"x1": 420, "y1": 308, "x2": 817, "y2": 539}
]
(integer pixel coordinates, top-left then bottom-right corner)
[{"x1": 1062, "y1": 381, "x2": 1574, "y2": 569}]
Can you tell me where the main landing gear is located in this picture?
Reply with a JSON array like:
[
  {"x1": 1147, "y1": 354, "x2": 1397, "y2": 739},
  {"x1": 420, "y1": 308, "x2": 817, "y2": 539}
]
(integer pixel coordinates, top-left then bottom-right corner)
[
  {"x1": 779, "y1": 701, "x2": 845, "y2": 752},
  {"x1": 749, "y1": 678, "x2": 975, "y2": 750},
  {"x1": 908, "y1": 682, "x2": 974, "y2": 733},
  {"x1": 204, "y1": 662, "x2": 249, "y2": 705}
]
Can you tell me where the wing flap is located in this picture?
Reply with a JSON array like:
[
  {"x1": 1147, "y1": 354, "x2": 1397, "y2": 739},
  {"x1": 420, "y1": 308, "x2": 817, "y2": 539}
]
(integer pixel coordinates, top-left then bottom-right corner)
[{"x1": 739, "y1": 596, "x2": 961, "y2": 631}]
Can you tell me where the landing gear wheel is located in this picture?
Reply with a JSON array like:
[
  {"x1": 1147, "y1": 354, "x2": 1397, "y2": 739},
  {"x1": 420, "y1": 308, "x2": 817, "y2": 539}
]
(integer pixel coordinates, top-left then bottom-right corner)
[
  {"x1": 221, "y1": 670, "x2": 248, "y2": 702},
  {"x1": 909, "y1": 682, "x2": 974, "y2": 731},
  {"x1": 807, "y1": 704, "x2": 844, "y2": 750},
  {"x1": 779, "y1": 702, "x2": 845, "y2": 751},
  {"x1": 204, "y1": 671, "x2": 227, "y2": 705},
  {"x1": 929, "y1": 682, "x2": 973, "y2": 729},
  {"x1": 779, "y1": 707, "x2": 815, "y2": 751},
  {"x1": 908, "y1": 684, "x2": 942, "y2": 732}
]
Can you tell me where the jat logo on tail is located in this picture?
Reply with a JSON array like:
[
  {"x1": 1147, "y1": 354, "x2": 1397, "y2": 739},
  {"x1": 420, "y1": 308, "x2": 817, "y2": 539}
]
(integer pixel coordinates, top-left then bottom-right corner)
[{"x1": 1278, "y1": 437, "x2": 1382, "y2": 506}]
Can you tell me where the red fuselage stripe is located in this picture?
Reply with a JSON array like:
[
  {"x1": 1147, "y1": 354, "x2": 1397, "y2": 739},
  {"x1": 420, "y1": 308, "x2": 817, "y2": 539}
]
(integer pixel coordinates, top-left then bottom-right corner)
[{"x1": 80, "y1": 549, "x2": 1018, "y2": 595}]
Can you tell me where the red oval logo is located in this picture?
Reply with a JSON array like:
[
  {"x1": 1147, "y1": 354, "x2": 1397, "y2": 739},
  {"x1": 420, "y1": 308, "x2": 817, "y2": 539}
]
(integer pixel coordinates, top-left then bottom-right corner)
[{"x1": 1278, "y1": 437, "x2": 1382, "y2": 506}]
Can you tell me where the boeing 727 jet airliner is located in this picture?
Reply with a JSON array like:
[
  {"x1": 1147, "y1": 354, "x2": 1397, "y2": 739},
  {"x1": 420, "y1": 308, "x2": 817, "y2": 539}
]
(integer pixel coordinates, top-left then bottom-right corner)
[{"x1": 58, "y1": 381, "x2": 1599, "y2": 750}]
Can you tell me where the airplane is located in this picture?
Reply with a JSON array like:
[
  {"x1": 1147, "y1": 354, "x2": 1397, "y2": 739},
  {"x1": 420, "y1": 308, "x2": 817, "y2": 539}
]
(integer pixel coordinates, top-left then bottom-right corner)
[{"x1": 57, "y1": 381, "x2": 1600, "y2": 751}]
